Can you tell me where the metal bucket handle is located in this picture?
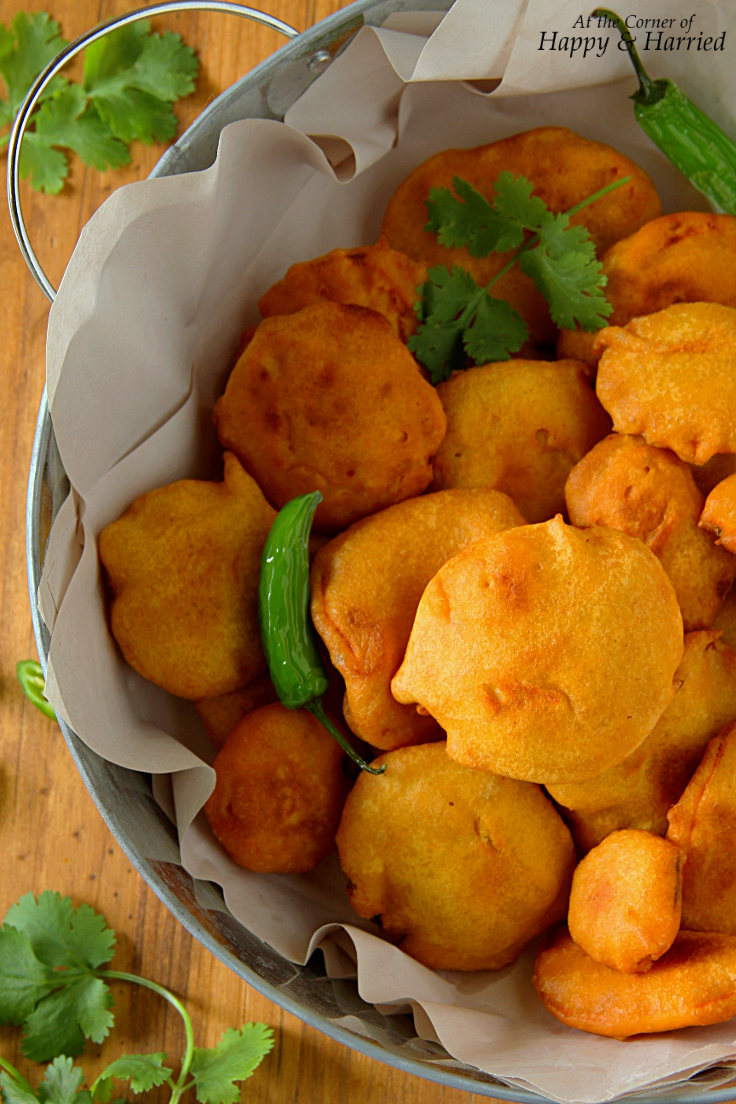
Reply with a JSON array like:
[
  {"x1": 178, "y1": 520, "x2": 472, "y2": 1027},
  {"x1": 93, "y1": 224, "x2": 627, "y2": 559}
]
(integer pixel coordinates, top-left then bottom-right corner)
[{"x1": 7, "y1": 1, "x2": 299, "y2": 303}]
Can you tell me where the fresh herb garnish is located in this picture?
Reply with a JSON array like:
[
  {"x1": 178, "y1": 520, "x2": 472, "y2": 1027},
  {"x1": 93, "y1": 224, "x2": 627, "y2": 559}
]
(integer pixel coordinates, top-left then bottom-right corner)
[
  {"x1": 409, "y1": 172, "x2": 628, "y2": 383},
  {"x1": 0, "y1": 13, "x2": 199, "y2": 194},
  {"x1": 0, "y1": 893, "x2": 273, "y2": 1103}
]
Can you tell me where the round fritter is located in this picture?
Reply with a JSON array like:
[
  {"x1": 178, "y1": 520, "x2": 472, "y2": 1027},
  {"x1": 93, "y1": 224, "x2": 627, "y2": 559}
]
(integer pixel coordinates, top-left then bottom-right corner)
[
  {"x1": 311, "y1": 489, "x2": 525, "y2": 751},
  {"x1": 548, "y1": 631, "x2": 736, "y2": 851},
  {"x1": 381, "y1": 127, "x2": 661, "y2": 355},
  {"x1": 565, "y1": 434, "x2": 736, "y2": 631},
  {"x1": 568, "y1": 831, "x2": 684, "y2": 974},
  {"x1": 195, "y1": 673, "x2": 279, "y2": 750},
  {"x1": 99, "y1": 453, "x2": 275, "y2": 700},
  {"x1": 558, "y1": 212, "x2": 736, "y2": 370},
  {"x1": 432, "y1": 360, "x2": 611, "y2": 524},
  {"x1": 595, "y1": 302, "x2": 736, "y2": 466},
  {"x1": 336, "y1": 742, "x2": 575, "y2": 971},
  {"x1": 391, "y1": 516, "x2": 684, "y2": 784},
  {"x1": 700, "y1": 472, "x2": 736, "y2": 554},
  {"x1": 213, "y1": 302, "x2": 447, "y2": 532},
  {"x1": 667, "y1": 721, "x2": 736, "y2": 935},
  {"x1": 204, "y1": 702, "x2": 350, "y2": 874},
  {"x1": 534, "y1": 927, "x2": 736, "y2": 1038},
  {"x1": 258, "y1": 240, "x2": 426, "y2": 343}
]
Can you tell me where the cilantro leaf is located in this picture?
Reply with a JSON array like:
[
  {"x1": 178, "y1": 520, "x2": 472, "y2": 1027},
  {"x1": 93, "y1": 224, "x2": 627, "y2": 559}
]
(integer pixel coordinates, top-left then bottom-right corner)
[
  {"x1": 5, "y1": 892, "x2": 116, "y2": 971},
  {"x1": 34, "y1": 86, "x2": 130, "y2": 172},
  {"x1": 0, "y1": 12, "x2": 67, "y2": 119},
  {"x1": 520, "y1": 210, "x2": 612, "y2": 331},
  {"x1": 128, "y1": 32, "x2": 198, "y2": 102},
  {"x1": 36, "y1": 1058, "x2": 88, "y2": 1104},
  {"x1": 17, "y1": 132, "x2": 68, "y2": 193},
  {"x1": 0, "y1": 924, "x2": 55, "y2": 1024},
  {"x1": 491, "y1": 171, "x2": 549, "y2": 231},
  {"x1": 21, "y1": 978, "x2": 114, "y2": 1062},
  {"x1": 463, "y1": 293, "x2": 528, "y2": 364},
  {"x1": 90, "y1": 89, "x2": 176, "y2": 146},
  {"x1": 189, "y1": 1025, "x2": 274, "y2": 1104},
  {"x1": 97, "y1": 1054, "x2": 172, "y2": 1095},
  {"x1": 426, "y1": 177, "x2": 523, "y2": 257},
  {"x1": 408, "y1": 319, "x2": 466, "y2": 385},
  {"x1": 0, "y1": 1072, "x2": 38, "y2": 1104}
]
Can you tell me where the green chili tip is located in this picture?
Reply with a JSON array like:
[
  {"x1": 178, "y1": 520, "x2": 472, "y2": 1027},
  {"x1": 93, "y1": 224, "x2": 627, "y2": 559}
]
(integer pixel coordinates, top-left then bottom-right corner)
[
  {"x1": 591, "y1": 8, "x2": 668, "y2": 106},
  {"x1": 16, "y1": 659, "x2": 56, "y2": 720}
]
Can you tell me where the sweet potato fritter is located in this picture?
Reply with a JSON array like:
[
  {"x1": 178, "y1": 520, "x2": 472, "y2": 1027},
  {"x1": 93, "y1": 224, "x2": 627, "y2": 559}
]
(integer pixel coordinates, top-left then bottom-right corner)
[
  {"x1": 258, "y1": 240, "x2": 426, "y2": 343},
  {"x1": 568, "y1": 830, "x2": 684, "y2": 974},
  {"x1": 391, "y1": 516, "x2": 684, "y2": 784},
  {"x1": 99, "y1": 453, "x2": 275, "y2": 700},
  {"x1": 381, "y1": 127, "x2": 661, "y2": 355},
  {"x1": 432, "y1": 359, "x2": 611, "y2": 523},
  {"x1": 336, "y1": 742, "x2": 575, "y2": 971},
  {"x1": 534, "y1": 927, "x2": 736, "y2": 1038},
  {"x1": 596, "y1": 303, "x2": 736, "y2": 465},
  {"x1": 213, "y1": 302, "x2": 447, "y2": 532},
  {"x1": 548, "y1": 631, "x2": 736, "y2": 851},
  {"x1": 700, "y1": 472, "x2": 736, "y2": 554},
  {"x1": 565, "y1": 434, "x2": 735, "y2": 631}
]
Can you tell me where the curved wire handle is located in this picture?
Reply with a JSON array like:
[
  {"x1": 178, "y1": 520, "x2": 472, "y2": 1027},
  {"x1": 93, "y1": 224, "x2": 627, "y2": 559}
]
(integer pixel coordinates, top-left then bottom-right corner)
[{"x1": 7, "y1": 1, "x2": 299, "y2": 303}]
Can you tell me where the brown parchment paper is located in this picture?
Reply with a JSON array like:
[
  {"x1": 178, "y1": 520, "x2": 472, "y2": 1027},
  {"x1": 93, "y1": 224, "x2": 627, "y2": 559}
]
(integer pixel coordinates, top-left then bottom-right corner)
[{"x1": 38, "y1": 3, "x2": 736, "y2": 1099}]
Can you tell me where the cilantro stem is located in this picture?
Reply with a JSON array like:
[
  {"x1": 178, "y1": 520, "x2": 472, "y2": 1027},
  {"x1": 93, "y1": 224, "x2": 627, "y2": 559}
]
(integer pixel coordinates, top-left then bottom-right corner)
[
  {"x1": 0, "y1": 1056, "x2": 34, "y2": 1096},
  {"x1": 96, "y1": 971, "x2": 195, "y2": 1104}
]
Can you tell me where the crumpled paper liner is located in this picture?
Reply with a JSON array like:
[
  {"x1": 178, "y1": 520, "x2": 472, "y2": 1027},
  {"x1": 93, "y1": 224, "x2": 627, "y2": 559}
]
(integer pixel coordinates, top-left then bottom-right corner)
[{"x1": 38, "y1": 2, "x2": 736, "y2": 1099}]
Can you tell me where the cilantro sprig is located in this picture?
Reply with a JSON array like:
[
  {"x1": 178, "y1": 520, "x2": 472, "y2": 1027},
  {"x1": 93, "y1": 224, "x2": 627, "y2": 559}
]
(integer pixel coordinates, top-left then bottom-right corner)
[
  {"x1": 0, "y1": 13, "x2": 199, "y2": 194},
  {"x1": 409, "y1": 172, "x2": 628, "y2": 383},
  {"x1": 0, "y1": 894, "x2": 273, "y2": 1104}
]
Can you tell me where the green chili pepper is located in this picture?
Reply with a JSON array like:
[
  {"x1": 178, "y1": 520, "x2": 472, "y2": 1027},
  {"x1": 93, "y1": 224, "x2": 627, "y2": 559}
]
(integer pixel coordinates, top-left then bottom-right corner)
[
  {"x1": 16, "y1": 659, "x2": 56, "y2": 720},
  {"x1": 593, "y1": 9, "x2": 736, "y2": 215},
  {"x1": 259, "y1": 491, "x2": 385, "y2": 775}
]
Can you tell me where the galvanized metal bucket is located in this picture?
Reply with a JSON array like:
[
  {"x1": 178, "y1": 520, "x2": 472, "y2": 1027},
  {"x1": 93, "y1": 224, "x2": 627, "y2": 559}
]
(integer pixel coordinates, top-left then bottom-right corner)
[{"x1": 13, "y1": 4, "x2": 736, "y2": 1100}]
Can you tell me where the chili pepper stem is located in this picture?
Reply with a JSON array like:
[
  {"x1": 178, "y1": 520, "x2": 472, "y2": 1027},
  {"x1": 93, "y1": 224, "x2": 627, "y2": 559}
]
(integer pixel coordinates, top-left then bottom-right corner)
[
  {"x1": 306, "y1": 699, "x2": 385, "y2": 775},
  {"x1": 591, "y1": 9, "x2": 659, "y2": 102}
]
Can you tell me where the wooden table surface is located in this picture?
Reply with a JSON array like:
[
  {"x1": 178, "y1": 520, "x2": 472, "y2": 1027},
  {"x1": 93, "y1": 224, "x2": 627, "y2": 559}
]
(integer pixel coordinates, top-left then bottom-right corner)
[{"x1": 0, "y1": 2, "x2": 500, "y2": 1101}]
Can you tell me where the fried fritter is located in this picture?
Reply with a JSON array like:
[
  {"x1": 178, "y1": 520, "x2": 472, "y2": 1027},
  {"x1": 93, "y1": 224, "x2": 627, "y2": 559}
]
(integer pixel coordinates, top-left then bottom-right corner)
[
  {"x1": 568, "y1": 831, "x2": 684, "y2": 974},
  {"x1": 391, "y1": 517, "x2": 684, "y2": 784},
  {"x1": 382, "y1": 127, "x2": 661, "y2": 355},
  {"x1": 595, "y1": 303, "x2": 736, "y2": 466},
  {"x1": 667, "y1": 721, "x2": 736, "y2": 934},
  {"x1": 204, "y1": 702, "x2": 350, "y2": 873},
  {"x1": 558, "y1": 212, "x2": 736, "y2": 370},
  {"x1": 99, "y1": 453, "x2": 275, "y2": 700},
  {"x1": 213, "y1": 302, "x2": 447, "y2": 532},
  {"x1": 565, "y1": 434, "x2": 735, "y2": 631},
  {"x1": 700, "y1": 472, "x2": 736, "y2": 554},
  {"x1": 336, "y1": 742, "x2": 575, "y2": 971},
  {"x1": 311, "y1": 489, "x2": 525, "y2": 751},
  {"x1": 534, "y1": 927, "x2": 736, "y2": 1038},
  {"x1": 548, "y1": 631, "x2": 736, "y2": 851},
  {"x1": 258, "y1": 240, "x2": 426, "y2": 343},
  {"x1": 195, "y1": 673, "x2": 279, "y2": 750},
  {"x1": 432, "y1": 360, "x2": 611, "y2": 523}
]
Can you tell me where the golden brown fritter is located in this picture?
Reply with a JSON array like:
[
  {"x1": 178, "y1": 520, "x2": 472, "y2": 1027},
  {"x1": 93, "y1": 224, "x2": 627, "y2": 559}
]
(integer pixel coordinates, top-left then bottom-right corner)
[
  {"x1": 700, "y1": 472, "x2": 736, "y2": 554},
  {"x1": 567, "y1": 830, "x2": 684, "y2": 974},
  {"x1": 533, "y1": 928, "x2": 736, "y2": 1038},
  {"x1": 432, "y1": 360, "x2": 611, "y2": 523},
  {"x1": 565, "y1": 434, "x2": 735, "y2": 631},
  {"x1": 595, "y1": 303, "x2": 736, "y2": 466},
  {"x1": 258, "y1": 240, "x2": 426, "y2": 343},
  {"x1": 310, "y1": 489, "x2": 525, "y2": 751},
  {"x1": 204, "y1": 702, "x2": 350, "y2": 874},
  {"x1": 336, "y1": 742, "x2": 575, "y2": 971},
  {"x1": 213, "y1": 302, "x2": 447, "y2": 533},
  {"x1": 558, "y1": 212, "x2": 736, "y2": 370},
  {"x1": 392, "y1": 517, "x2": 683, "y2": 784},
  {"x1": 195, "y1": 673, "x2": 279, "y2": 750},
  {"x1": 382, "y1": 127, "x2": 661, "y2": 355},
  {"x1": 99, "y1": 453, "x2": 275, "y2": 700},
  {"x1": 667, "y1": 721, "x2": 736, "y2": 934},
  {"x1": 548, "y1": 631, "x2": 736, "y2": 851}
]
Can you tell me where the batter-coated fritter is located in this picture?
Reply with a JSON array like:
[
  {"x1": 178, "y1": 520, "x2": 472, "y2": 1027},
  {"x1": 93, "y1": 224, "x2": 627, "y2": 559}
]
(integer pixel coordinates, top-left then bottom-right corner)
[
  {"x1": 382, "y1": 127, "x2": 661, "y2": 354},
  {"x1": 204, "y1": 702, "x2": 350, "y2": 873},
  {"x1": 700, "y1": 473, "x2": 736, "y2": 554},
  {"x1": 213, "y1": 302, "x2": 447, "y2": 532},
  {"x1": 548, "y1": 631, "x2": 736, "y2": 851},
  {"x1": 558, "y1": 212, "x2": 736, "y2": 370},
  {"x1": 195, "y1": 673, "x2": 279, "y2": 750},
  {"x1": 595, "y1": 303, "x2": 736, "y2": 466},
  {"x1": 565, "y1": 434, "x2": 735, "y2": 631},
  {"x1": 432, "y1": 360, "x2": 611, "y2": 524},
  {"x1": 99, "y1": 453, "x2": 275, "y2": 700},
  {"x1": 336, "y1": 742, "x2": 575, "y2": 971},
  {"x1": 311, "y1": 489, "x2": 525, "y2": 751},
  {"x1": 568, "y1": 831, "x2": 684, "y2": 974},
  {"x1": 258, "y1": 240, "x2": 427, "y2": 343},
  {"x1": 391, "y1": 517, "x2": 684, "y2": 784},
  {"x1": 667, "y1": 721, "x2": 736, "y2": 935},
  {"x1": 534, "y1": 928, "x2": 736, "y2": 1038}
]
